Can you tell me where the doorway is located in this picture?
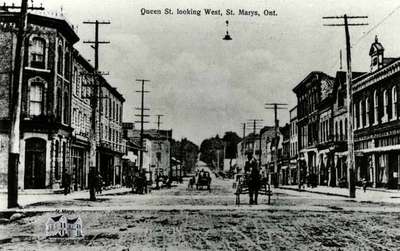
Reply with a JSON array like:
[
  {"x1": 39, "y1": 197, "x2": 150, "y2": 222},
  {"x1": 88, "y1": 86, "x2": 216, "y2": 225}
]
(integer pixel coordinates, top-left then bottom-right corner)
[{"x1": 24, "y1": 138, "x2": 46, "y2": 189}]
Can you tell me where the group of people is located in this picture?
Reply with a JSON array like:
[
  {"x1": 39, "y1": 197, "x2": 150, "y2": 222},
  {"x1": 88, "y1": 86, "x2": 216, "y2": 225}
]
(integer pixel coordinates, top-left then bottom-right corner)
[
  {"x1": 62, "y1": 171, "x2": 104, "y2": 196},
  {"x1": 125, "y1": 169, "x2": 147, "y2": 194}
]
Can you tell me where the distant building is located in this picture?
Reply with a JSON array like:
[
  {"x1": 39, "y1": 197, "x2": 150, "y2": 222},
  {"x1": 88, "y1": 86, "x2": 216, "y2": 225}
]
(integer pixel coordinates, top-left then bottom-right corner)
[
  {"x1": 236, "y1": 133, "x2": 260, "y2": 172},
  {"x1": 279, "y1": 124, "x2": 290, "y2": 185},
  {"x1": 289, "y1": 106, "x2": 298, "y2": 184},
  {"x1": 122, "y1": 126, "x2": 172, "y2": 182}
]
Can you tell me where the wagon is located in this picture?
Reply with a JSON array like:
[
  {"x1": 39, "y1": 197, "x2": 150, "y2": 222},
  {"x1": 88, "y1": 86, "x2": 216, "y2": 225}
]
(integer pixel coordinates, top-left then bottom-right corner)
[
  {"x1": 196, "y1": 171, "x2": 211, "y2": 191},
  {"x1": 234, "y1": 174, "x2": 272, "y2": 205}
]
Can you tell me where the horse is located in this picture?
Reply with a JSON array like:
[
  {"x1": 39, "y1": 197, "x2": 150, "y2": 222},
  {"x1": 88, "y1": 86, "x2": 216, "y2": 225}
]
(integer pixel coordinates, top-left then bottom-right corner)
[{"x1": 187, "y1": 176, "x2": 196, "y2": 190}]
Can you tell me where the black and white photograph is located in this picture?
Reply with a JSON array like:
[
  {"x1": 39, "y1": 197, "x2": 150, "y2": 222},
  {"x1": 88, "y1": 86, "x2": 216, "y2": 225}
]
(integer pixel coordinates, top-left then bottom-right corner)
[{"x1": 1, "y1": 0, "x2": 400, "y2": 250}]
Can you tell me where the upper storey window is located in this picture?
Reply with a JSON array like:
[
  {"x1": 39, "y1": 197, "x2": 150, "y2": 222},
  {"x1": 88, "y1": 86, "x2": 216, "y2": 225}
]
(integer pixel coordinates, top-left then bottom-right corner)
[
  {"x1": 57, "y1": 41, "x2": 64, "y2": 75},
  {"x1": 30, "y1": 37, "x2": 46, "y2": 69},
  {"x1": 29, "y1": 83, "x2": 43, "y2": 116}
]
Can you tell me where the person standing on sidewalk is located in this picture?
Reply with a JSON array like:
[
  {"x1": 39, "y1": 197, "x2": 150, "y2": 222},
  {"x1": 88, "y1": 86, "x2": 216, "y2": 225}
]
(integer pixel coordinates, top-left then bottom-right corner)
[
  {"x1": 63, "y1": 172, "x2": 71, "y2": 195},
  {"x1": 88, "y1": 167, "x2": 97, "y2": 200}
]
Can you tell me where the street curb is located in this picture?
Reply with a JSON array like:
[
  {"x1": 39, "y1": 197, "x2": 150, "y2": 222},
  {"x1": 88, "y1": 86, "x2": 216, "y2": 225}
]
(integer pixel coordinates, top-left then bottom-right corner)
[{"x1": 278, "y1": 186, "x2": 349, "y2": 198}]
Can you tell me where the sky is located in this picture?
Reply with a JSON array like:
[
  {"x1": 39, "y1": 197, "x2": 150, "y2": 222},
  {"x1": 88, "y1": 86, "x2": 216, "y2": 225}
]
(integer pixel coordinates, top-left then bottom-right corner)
[{"x1": 8, "y1": 0, "x2": 400, "y2": 144}]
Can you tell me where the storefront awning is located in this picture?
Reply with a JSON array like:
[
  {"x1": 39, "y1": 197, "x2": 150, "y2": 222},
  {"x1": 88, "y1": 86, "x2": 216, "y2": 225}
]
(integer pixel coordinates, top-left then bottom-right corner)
[
  {"x1": 122, "y1": 152, "x2": 137, "y2": 162},
  {"x1": 355, "y1": 145, "x2": 400, "y2": 154},
  {"x1": 335, "y1": 152, "x2": 348, "y2": 157}
]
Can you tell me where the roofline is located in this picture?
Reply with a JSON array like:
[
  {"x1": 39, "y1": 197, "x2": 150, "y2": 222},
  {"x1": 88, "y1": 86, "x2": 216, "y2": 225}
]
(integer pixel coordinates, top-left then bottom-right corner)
[
  {"x1": 292, "y1": 71, "x2": 331, "y2": 93},
  {"x1": 0, "y1": 12, "x2": 79, "y2": 44},
  {"x1": 353, "y1": 58, "x2": 400, "y2": 84},
  {"x1": 72, "y1": 49, "x2": 125, "y2": 102}
]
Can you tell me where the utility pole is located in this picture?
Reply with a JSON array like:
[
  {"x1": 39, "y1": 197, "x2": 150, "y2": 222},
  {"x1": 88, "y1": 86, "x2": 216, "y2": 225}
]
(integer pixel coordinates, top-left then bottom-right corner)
[
  {"x1": 83, "y1": 20, "x2": 110, "y2": 201},
  {"x1": 135, "y1": 79, "x2": 150, "y2": 173},
  {"x1": 246, "y1": 119, "x2": 263, "y2": 167},
  {"x1": 241, "y1": 123, "x2": 246, "y2": 138},
  {"x1": 247, "y1": 119, "x2": 263, "y2": 134},
  {"x1": 323, "y1": 14, "x2": 368, "y2": 198},
  {"x1": 155, "y1": 114, "x2": 164, "y2": 131},
  {"x1": 6, "y1": 0, "x2": 44, "y2": 208},
  {"x1": 265, "y1": 103, "x2": 287, "y2": 188}
]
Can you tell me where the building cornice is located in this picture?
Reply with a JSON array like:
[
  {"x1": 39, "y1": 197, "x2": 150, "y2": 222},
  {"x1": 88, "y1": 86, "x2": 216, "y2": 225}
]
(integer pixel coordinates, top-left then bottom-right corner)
[{"x1": 353, "y1": 59, "x2": 400, "y2": 93}]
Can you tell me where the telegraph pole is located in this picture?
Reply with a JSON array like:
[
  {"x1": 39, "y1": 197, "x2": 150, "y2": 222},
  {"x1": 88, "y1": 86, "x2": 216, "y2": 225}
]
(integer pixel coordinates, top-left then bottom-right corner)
[
  {"x1": 241, "y1": 123, "x2": 246, "y2": 138},
  {"x1": 246, "y1": 119, "x2": 263, "y2": 167},
  {"x1": 6, "y1": 0, "x2": 44, "y2": 208},
  {"x1": 83, "y1": 20, "x2": 110, "y2": 201},
  {"x1": 323, "y1": 14, "x2": 368, "y2": 198},
  {"x1": 135, "y1": 79, "x2": 150, "y2": 172},
  {"x1": 265, "y1": 103, "x2": 287, "y2": 188},
  {"x1": 155, "y1": 114, "x2": 164, "y2": 131}
]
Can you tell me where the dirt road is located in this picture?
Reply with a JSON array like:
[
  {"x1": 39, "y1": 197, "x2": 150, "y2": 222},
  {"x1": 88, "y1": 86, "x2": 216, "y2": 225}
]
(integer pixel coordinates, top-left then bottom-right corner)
[{"x1": 1, "y1": 163, "x2": 400, "y2": 250}]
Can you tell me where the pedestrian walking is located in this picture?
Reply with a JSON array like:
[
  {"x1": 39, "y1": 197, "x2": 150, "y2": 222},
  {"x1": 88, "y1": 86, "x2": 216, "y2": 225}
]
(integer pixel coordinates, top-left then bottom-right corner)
[
  {"x1": 96, "y1": 174, "x2": 103, "y2": 194},
  {"x1": 362, "y1": 178, "x2": 368, "y2": 192}
]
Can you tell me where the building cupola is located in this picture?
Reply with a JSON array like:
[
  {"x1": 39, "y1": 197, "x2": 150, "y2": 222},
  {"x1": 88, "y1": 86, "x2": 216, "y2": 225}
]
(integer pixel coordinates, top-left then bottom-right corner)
[{"x1": 369, "y1": 35, "x2": 384, "y2": 72}]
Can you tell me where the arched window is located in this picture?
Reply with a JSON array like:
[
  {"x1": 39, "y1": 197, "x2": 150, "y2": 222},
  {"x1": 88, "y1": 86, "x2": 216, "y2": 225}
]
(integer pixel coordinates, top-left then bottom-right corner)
[
  {"x1": 383, "y1": 89, "x2": 388, "y2": 122},
  {"x1": 30, "y1": 37, "x2": 45, "y2": 68},
  {"x1": 83, "y1": 114, "x2": 87, "y2": 134},
  {"x1": 374, "y1": 90, "x2": 378, "y2": 124},
  {"x1": 72, "y1": 109, "x2": 76, "y2": 127},
  {"x1": 82, "y1": 78, "x2": 86, "y2": 98},
  {"x1": 365, "y1": 98, "x2": 370, "y2": 127},
  {"x1": 63, "y1": 92, "x2": 69, "y2": 124},
  {"x1": 29, "y1": 83, "x2": 43, "y2": 116},
  {"x1": 78, "y1": 111, "x2": 82, "y2": 134},
  {"x1": 73, "y1": 67, "x2": 78, "y2": 94},
  {"x1": 57, "y1": 41, "x2": 63, "y2": 74},
  {"x1": 340, "y1": 120, "x2": 343, "y2": 141},
  {"x1": 392, "y1": 86, "x2": 397, "y2": 119},
  {"x1": 109, "y1": 98, "x2": 112, "y2": 118},
  {"x1": 56, "y1": 88, "x2": 62, "y2": 121},
  {"x1": 335, "y1": 121, "x2": 338, "y2": 141},
  {"x1": 64, "y1": 49, "x2": 70, "y2": 78},
  {"x1": 359, "y1": 100, "x2": 363, "y2": 128}
]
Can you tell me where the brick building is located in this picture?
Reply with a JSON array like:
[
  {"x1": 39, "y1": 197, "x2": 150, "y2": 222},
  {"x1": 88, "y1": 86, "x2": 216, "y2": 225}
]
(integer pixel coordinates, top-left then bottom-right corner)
[
  {"x1": 352, "y1": 36, "x2": 400, "y2": 188},
  {"x1": 0, "y1": 11, "x2": 125, "y2": 190},
  {"x1": 293, "y1": 72, "x2": 335, "y2": 184}
]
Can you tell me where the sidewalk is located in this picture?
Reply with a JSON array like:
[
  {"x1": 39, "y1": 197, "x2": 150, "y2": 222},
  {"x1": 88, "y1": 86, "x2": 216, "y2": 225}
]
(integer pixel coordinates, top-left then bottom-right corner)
[
  {"x1": 279, "y1": 185, "x2": 400, "y2": 203},
  {"x1": 0, "y1": 187, "x2": 131, "y2": 210}
]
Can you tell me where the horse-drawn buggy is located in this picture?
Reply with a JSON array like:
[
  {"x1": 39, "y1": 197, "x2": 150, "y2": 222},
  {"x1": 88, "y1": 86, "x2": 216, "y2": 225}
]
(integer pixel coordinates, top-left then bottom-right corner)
[
  {"x1": 234, "y1": 174, "x2": 272, "y2": 205},
  {"x1": 196, "y1": 170, "x2": 211, "y2": 191},
  {"x1": 188, "y1": 170, "x2": 212, "y2": 191}
]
